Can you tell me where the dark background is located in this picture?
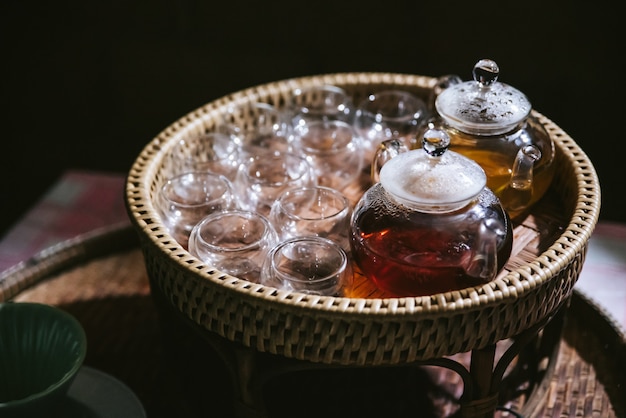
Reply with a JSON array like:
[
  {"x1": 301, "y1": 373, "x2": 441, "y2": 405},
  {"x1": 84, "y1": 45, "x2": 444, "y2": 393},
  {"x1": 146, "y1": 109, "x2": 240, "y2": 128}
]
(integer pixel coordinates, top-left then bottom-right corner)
[{"x1": 1, "y1": 1, "x2": 622, "y2": 238}]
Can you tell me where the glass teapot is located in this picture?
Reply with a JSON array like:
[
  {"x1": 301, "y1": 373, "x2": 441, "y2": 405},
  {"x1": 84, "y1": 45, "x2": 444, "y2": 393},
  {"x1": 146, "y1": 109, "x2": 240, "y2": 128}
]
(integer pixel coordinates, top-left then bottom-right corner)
[
  {"x1": 427, "y1": 59, "x2": 555, "y2": 220},
  {"x1": 350, "y1": 127, "x2": 513, "y2": 297}
]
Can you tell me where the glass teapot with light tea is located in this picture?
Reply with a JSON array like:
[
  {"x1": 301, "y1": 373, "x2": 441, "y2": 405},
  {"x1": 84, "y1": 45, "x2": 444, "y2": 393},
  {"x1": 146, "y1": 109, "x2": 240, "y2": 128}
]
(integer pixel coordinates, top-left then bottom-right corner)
[
  {"x1": 427, "y1": 59, "x2": 555, "y2": 219},
  {"x1": 350, "y1": 126, "x2": 513, "y2": 297}
]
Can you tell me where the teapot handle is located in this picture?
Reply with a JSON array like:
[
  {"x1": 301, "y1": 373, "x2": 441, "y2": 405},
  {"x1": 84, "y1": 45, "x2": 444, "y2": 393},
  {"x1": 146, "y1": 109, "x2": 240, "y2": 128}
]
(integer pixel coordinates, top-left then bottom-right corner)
[
  {"x1": 501, "y1": 144, "x2": 542, "y2": 213},
  {"x1": 428, "y1": 74, "x2": 462, "y2": 113},
  {"x1": 466, "y1": 217, "x2": 506, "y2": 281},
  {"x1": 371, "y1": 124, "x2": 452, "y2": 183},
  {"x1": 370, "y1": 138, "x2": 410, "y2": 183}
]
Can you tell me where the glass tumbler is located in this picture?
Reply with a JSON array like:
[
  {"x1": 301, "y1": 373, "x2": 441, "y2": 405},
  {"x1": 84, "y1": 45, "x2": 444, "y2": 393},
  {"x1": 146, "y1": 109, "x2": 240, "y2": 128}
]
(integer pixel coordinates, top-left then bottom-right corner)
[
  {"x1": 234, "y1": 151, "x2": 317, "y2": 216},
  {"x1": 288, "y1": 84, "x2": 354, "y2": 128},
  {"x1": 167, "y1": 132, "x2": 241, "y2": 182},
  {"x1": 291, "y1": 119, "x2": 364, "y2": 191},
  {"x1": 188, "y1": 210, "x2": 278, "y2": 283},
  {"x1": 155, "y1": 172, "x2": 237, "y2": 249},
  {"x1": 353, "y1": 90, "x2": 429, "y2": 163},
  {"x1": 219, "y1": 101, "x2": 292, "y2": 157},
  {"x1": 268, "y1": 185, "x2": 351, "y2": 251},
  {"x1": 261, "y1": 236, "x2": 352, "y2": 296}
]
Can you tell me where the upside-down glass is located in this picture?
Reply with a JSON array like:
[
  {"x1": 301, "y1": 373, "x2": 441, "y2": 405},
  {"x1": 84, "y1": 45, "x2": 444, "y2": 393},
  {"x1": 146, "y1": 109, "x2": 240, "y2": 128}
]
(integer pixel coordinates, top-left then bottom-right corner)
[
  {"x1": 167, "y1": 132, "x2": 241, "y2": 182},
  {"x1": 234, "y1": 150, "x2": 316, "y2": 216},
  {"x1": 291, "y1": 119, "x2": 364, "y2": 191},
  {"x1": 188, "y1": 210, "x2": 278, "y2": 283},
  {"x1": 261, "y1": 236, "x2": 352, "y2": 296},
  {"x1": 268, "y1": 185, "x2": 351, "y2": 251},
  {"x1": 219, "y1": 101, "x2": 292, "y2": 157},
  {"x1": 156, "y1": 171, "x2": 237, "y2": 249},
  {"x1": 353, "y1": 89, "x2": 429, "y2": 163}
]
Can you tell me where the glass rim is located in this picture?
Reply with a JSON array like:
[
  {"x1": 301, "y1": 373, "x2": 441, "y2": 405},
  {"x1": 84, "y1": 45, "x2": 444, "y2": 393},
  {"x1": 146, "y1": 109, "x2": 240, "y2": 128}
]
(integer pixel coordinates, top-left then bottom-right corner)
[
  {"x1": 274, "y1": 186, "x2": 350, "y2": 221},
  {"x1": 241, "y1": 151, "x2": 313, "y2": 186},
  {"x1": 159, "y1": 172, "x2": 233, "y2": 209},
  {"x1": 269, "y1": 236, "x2": 348, "y2": 284},
  {"x1": 191, "y1": 210, "x2": 274, "y2": 253}
]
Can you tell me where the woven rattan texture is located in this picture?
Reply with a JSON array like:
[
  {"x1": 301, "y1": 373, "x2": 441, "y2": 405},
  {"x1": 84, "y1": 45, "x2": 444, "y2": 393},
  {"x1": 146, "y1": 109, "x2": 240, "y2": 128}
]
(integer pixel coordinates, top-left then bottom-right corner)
[
  {"x1": 125, "y1": 72, "x2": 601, "y2": 366},
  {"x1": 0, "y1": 228, "x2": 622, "y2": 417}
]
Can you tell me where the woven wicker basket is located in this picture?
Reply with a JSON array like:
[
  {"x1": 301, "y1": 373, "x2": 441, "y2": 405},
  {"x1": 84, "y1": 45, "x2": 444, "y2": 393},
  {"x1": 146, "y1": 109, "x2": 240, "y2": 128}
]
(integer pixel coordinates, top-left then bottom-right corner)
[{"x1": 125, "y1": 72, "x2": 601, "y2": 367}]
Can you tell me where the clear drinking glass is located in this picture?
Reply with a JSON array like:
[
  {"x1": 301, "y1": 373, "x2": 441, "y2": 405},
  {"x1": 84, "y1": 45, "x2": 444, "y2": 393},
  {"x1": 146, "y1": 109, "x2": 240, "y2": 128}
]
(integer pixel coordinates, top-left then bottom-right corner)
[
  {"x1": 288, "y1": 84, "x2": 354, "y2": 128},
  {"x1": 268, "y1": 185, "x2": 351, "y2": 251},
  {"x1": 219, "y1": 101, "x2": 292, "y2": 157},
  {"x1": 167, "y1": 132, "x2": 242, "y2": 182},
  {"x1": 188, "y1": 210, "x2": 278, "y2": 283},
  {"x1": 353, "y1": 90, "x2": 429, "y2": 163},
  {"x1": 155, "y1": 172, "x2": 237, "y2": 249},
  {"x1": 261, "y1": 236, "x2": 352, "y2": 296},
  {"x1": 234, "y1": 150, "x2": 316, "y2": 216},
  {"x1": 291, "y1": 119, "x2": 364, "y2": 191}
]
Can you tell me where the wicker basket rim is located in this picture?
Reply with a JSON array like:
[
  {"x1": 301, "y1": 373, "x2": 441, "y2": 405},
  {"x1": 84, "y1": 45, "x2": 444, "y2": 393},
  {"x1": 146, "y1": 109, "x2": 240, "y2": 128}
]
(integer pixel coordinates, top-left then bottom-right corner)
[{"x1": 125, "y1": 71, "x2": 601, "y2": 316}]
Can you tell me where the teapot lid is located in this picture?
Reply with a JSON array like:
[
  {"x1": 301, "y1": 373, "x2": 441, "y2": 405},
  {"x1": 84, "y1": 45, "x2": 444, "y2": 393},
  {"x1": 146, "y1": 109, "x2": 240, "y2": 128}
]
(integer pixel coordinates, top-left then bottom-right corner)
[
  {"x1": 379, "y1": 125, "x2": 486, "y2": 213},
  {"x1": 435, "y1": 59, "x2": 532, "y2": 135}
]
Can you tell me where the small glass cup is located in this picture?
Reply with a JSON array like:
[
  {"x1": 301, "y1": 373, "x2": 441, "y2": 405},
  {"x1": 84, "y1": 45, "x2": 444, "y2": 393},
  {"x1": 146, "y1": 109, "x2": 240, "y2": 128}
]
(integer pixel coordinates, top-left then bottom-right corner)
[
  {"x1": 234, "y1": 151, "x2": 317, "y2": 216},
  {"x1": 268, "y1": 186, "x2": 351, "y2": 251},
  {"x1": 288, "y1": 84, "x2": 354, "y2": 128},
  {"x1": 167, "y1": 132, "x2": 241, "y2": 182},
  {"x1": 156, "y1": 172, "x2": 237, "y2": 249},
  {"x1": 261, "y1": 236, "x2": 352, "y2": 296},
  {"x1": 353, "y1": 90, "x2": 429, "y2": 163},
  {"x1": 291, "y1": 119, "x2": 364, "y2": 191},
  {"x1": 219, "y1": 101, "x2": 292, "y2": 157},
  {"x1": 188, "y1": 210, "x2": 278, "y2": 283}
]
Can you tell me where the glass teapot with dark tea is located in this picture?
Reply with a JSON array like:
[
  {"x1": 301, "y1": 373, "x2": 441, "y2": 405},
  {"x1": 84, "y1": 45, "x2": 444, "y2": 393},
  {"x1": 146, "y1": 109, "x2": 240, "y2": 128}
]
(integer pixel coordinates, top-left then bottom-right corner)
[
  {"x1": 350, "y1": 126, "x2": 513, "y2": 297},
  {"x1": 429, "y1": 59, "x2": 555, "y2": 219}
]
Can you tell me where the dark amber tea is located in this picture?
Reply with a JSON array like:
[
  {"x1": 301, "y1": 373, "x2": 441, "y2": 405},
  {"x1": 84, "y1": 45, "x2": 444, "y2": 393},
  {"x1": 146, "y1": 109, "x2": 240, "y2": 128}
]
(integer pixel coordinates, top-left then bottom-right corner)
[
  {"x1": 350, "y1": 126, "x2": 513, "y2": 298},
  {"x1": 353, "y1": 225, "x2": 481, "y2": 297},
  {"x1": 351, "y1": 199, "x2": 512, "y2": 297}
]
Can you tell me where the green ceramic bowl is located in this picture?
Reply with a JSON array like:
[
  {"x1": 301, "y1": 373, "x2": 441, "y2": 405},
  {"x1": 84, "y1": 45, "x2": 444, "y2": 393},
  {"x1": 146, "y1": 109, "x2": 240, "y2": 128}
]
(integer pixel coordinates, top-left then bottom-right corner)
[{"x1": 0, "y1": 302, "x2": 87, "y2": 417}]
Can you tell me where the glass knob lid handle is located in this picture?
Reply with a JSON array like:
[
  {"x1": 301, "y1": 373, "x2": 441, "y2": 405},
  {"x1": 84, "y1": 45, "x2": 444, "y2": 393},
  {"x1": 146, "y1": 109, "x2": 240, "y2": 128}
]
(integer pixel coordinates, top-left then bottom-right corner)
[
  {"x1": 370, "y1": 123, "x2": 450, "y2": 183},
  {"x1": 472, "y1": 59, "x2": 499, "y2": 87},
  {"x1": 422, "y1": 123, "x2": 450, "y2": 157},
  {"x1": 435, "y1": 58, "x2": 532, "y2": 135}
]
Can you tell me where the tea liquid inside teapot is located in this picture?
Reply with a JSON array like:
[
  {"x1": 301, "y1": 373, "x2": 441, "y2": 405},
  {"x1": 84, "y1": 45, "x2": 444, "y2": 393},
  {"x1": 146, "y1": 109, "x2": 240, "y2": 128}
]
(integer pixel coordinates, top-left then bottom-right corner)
[
  {"x1": 350, "y1": 128, "x2": 513, "y2": 297},
  {"x1": 350, "y1": 189, "x2": 512, "y2": 297},
  {"x1": 435, "y1": 121, "x2": 555, "y2": 219},
  {"x1": 432, "y1": 59, "x2": 556, "y2": 219}
]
